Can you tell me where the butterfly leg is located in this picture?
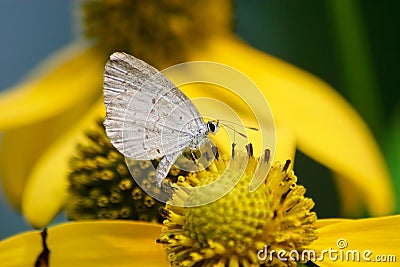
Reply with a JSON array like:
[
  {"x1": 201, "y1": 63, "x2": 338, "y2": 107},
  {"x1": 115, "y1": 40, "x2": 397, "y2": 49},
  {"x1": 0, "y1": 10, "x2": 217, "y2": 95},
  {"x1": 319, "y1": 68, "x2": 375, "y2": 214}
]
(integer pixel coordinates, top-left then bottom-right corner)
[
  {"x1": 155, "y1": 151, "x2": 181, "y2": 187},
  {"x1": 189, "y1": 150, "x2": 204, "y2": 174},
  {"x1": 190, "y1": 151, "x2": 200, "y2": 163}
]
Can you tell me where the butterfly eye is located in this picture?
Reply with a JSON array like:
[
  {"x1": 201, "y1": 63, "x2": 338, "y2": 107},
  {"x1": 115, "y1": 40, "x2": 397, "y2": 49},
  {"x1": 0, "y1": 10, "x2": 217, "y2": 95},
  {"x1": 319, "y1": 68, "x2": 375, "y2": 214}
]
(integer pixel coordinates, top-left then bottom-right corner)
[{"x1": 207, "y1": 121, "x2": 219, "y2": 135}]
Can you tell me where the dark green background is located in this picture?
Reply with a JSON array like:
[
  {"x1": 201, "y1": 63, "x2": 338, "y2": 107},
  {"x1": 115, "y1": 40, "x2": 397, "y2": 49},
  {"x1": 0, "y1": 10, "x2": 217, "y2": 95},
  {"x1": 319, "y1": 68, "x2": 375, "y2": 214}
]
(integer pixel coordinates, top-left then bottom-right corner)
[{"x1": 234, "y1": 0, "x2": 400, "y2": 219}]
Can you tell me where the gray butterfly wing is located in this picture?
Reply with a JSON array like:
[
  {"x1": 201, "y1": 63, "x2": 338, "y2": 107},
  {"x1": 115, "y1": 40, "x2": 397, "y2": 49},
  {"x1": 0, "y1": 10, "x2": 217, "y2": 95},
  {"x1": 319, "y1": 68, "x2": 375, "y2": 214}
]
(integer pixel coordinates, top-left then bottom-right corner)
[
  {"x1": 104, "y1": 52, "x2": 172, "y2": 106},
  {"x1": 103, "y1": 52, "x2": 208, "y2": 160}
]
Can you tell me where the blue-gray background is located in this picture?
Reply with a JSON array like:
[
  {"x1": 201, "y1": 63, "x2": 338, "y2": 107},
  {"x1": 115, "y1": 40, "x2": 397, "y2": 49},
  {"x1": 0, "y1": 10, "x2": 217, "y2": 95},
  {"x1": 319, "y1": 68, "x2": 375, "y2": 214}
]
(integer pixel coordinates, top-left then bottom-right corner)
[
  {"x1": 0, "y1": 1, "x2": 75, "y2": 238},
  {"x1": 0, "y1": 0, "x2": 399, "y2": 239}
]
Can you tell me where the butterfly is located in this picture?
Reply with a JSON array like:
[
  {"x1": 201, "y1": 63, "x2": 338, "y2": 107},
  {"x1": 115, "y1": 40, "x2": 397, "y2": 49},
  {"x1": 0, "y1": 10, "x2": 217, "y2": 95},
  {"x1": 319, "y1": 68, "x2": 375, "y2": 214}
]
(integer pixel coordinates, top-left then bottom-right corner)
[{"x1": 103, "y1": 52, "x2": 219, "y2": 187}]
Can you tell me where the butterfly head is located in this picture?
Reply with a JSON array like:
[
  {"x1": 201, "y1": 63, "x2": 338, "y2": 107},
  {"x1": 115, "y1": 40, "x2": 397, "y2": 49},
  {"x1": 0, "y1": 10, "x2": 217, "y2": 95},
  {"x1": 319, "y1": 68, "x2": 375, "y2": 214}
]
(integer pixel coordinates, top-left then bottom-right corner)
[{"x1": 207, "y1": 120, "x2": 219, "y2": 135}]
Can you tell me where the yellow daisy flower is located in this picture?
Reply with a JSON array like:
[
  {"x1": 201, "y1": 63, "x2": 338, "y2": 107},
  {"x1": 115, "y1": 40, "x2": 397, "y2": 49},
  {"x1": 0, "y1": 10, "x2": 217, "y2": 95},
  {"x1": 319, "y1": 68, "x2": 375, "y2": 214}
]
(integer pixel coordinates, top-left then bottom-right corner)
[
  {"x1": 0, "y1": 150, "x2": 398, "y2": 266},
  {"x1": 0, "y1": 0, "x2": 393, "y2": 229}
]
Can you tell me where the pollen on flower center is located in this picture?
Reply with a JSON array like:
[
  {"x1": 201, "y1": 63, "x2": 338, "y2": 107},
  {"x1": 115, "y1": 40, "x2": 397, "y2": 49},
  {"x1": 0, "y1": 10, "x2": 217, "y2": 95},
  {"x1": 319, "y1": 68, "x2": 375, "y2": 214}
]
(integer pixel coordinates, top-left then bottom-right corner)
[
  {"x1": 67, "y1": 119, "x2": 167, "y2": 222},
  {"x1": 157, "y1": 147, "x2": 318, "y2": 267}
]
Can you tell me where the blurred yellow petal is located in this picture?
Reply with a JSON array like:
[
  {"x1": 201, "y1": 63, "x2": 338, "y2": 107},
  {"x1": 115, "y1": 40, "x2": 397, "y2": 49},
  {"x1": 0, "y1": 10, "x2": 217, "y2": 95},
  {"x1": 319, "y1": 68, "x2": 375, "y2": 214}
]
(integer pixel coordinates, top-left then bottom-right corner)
[
  {"x1": 311, "y1": 215, "x2": 400, "y2": 266},
  {"x1": 187, "y1": 35, "x2": 394, "y2": 216},
  {"x1": 21, "y1": 99, "x2": 105, "y2": 228},
  {"x1": 0, "y1": 230, "x2": 42, "y2": 266},
  {"x1": 0, "y1": 221, "x2": 167, "y2": 267},
  {"x1": 0, "y1": 44, "x2": 103, "y2": 210},
  {"x1": 0, "y1": 43, "x2": 103, "y2": 129},
  {"x1": 0, "y1": 99, "x2": 95, "y2": 212}
]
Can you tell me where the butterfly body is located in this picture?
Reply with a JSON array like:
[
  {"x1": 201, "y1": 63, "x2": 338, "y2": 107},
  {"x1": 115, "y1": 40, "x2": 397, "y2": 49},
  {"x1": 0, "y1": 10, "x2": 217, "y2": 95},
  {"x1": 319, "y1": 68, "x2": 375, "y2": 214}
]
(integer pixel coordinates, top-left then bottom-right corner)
[{"x1": 103, "y1": 52, "x2": 218, "y2": 186}]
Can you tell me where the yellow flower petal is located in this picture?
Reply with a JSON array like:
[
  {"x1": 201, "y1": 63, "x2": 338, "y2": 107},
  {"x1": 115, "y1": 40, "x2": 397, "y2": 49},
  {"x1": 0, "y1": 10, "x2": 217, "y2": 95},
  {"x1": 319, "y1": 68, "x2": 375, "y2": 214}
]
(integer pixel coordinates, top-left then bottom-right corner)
[
  {"x1": 312, "y1": 216, "x2": 400, "y2": 266},
  {"x1": 21, "y1": 99, "x2": 105, "y2": 228},
  {"x1": 0, "y1": 221, "x2": 167, "y2": 267},
  {"x1": 0, "y1": 230, "x2": 42, "y2": 266},
  {"x1": 187, "y1": 34, "x2": 394, "y2": 216},
  {"x1": 0, "y1": 44, "x2": 103, "y2": 210},
  {"x1": 0, "y1": 99, "x2": 96, "y2": 212},
  {"x1": 0, "y1": 43, "x2": 103, "y2": 129},
  {"x1": 316, "y1": 218, "x2": 352, "y2": 228}
]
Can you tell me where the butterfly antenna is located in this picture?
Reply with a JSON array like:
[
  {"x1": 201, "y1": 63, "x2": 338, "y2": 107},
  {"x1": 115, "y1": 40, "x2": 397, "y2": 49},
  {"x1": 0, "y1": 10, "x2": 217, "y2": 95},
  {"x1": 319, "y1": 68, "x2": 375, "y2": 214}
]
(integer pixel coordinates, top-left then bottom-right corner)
[
  {"x1": 221, "y1": 124, "x2": 246, "y2": 139},
  {"x1": 218, "y1": 119, "x2": 259, "y2": 131}
]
